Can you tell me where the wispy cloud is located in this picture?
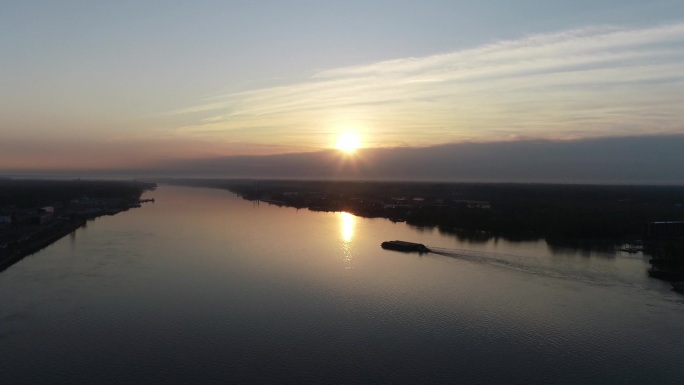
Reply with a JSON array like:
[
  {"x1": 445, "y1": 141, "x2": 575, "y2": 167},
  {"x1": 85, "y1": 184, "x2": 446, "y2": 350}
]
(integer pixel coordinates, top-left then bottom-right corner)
[{"x1": 173, "y1": 23, "x2": 684, "y2": 149}]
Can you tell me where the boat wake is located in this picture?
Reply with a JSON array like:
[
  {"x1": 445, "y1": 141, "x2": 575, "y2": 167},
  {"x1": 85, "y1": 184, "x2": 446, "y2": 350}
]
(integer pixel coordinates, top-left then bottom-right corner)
[{"x1": 426, "y1": 246, "x2": 647, "y2": 290}]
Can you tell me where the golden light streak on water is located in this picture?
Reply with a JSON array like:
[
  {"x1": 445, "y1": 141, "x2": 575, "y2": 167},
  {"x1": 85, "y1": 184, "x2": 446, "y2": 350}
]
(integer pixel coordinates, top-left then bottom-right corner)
[{"x1": 340, "y1": 212, "x2": 355, "y2": 269}]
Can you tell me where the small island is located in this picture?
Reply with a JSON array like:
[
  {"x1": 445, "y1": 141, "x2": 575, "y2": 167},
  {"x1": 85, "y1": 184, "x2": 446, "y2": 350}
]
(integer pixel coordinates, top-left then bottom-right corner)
[{"x1": 0, "y1": 179, "x2": 156, "y2": 271}]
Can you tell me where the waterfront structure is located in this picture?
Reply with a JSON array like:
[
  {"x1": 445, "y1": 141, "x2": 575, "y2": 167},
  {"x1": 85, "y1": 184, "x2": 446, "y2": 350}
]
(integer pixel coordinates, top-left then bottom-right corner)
[{"x1": 645, "y1": 221, "x2": 684, "y2": 239}]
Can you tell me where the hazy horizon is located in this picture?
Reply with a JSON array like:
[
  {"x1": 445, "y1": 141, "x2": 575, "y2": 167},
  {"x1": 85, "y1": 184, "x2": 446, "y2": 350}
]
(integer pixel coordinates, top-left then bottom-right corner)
[{"x1": 2, "y1": 134, "x2": 683, "y2": 185}]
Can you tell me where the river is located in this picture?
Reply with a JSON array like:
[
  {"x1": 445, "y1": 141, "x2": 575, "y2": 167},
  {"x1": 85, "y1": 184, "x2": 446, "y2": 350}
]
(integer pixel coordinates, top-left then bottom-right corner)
[{"x1": 1, "y1": 185, "x2": 683, "y2": 384}]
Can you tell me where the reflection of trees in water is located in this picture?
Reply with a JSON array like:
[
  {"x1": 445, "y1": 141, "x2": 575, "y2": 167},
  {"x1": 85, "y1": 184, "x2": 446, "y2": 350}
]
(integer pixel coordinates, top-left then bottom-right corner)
[
  {"x1": 545, "y1": 239, "x2": 620, "y2": 257},
  {"x1": 407, "y1": 224, "x2": 435, "y2": 234},
  {"x1": 435, "y1": 226, "x2": 540, "y2": 244},
  {"x1": 430, "y1": 225, "x2": 641, "y2": 259},
  {"x1": 437, "y1": 227, "x2": 492, "y2": 244}
]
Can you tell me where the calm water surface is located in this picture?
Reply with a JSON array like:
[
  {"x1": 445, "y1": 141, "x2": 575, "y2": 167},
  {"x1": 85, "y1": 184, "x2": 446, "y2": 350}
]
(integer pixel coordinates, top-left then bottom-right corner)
[{"x1": 1, "y1": 185, "x2": 683, "y2": 384}]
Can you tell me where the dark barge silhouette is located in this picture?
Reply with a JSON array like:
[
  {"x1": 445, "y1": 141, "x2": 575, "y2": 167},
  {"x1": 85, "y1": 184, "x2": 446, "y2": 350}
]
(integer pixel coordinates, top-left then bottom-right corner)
[{"x1": 381, "y1": 240, "x2": 431, "y2": 253}]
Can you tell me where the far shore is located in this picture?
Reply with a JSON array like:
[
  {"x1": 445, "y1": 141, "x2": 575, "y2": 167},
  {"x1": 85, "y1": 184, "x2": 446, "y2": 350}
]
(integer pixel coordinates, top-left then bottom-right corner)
[{"x1": 164, "y1": 178, "x2": 684, "y2": 274}]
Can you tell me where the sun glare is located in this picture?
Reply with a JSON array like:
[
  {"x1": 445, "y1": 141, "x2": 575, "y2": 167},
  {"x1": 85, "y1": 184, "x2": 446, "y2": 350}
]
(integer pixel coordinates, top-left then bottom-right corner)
[{"x1": 335, "y1": 133, "x2": 361, "y2": 153}]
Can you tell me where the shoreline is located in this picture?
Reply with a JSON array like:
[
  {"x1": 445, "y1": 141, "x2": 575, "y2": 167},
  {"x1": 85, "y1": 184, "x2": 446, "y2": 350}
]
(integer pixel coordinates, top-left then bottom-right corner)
[
  {"x1": 0, "y1": 179, "x2": 156, "y2": 272},
  {"x1": 0, "y1": 208, "x2": 132, "y2": 272},
  {"x1": 0, "y1": 219, "x2": 85, "y2": 272}
]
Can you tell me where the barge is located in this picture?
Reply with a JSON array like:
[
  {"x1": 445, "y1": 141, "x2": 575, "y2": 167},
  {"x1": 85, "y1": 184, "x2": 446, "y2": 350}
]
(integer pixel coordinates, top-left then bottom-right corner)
[{"x1": 381, "y1": 240, "x2": 431, "y2": 253}]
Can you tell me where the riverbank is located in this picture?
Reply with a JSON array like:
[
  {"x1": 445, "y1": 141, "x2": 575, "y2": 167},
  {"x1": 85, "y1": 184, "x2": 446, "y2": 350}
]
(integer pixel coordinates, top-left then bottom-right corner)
[
  {"x1": 0, "y1": 218, "x2": 86, "y2": 271},
  {"x1": 0, "y1": 179, "x2": 156, "y2": 272},
  {"x1": 0, "y1": 204, "x2": 151, "y2": 272}
]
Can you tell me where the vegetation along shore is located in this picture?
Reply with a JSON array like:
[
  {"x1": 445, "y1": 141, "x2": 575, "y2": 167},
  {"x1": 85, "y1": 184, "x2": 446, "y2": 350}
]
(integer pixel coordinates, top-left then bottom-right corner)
[{"x1": 0, "y1": 179, "x2": 156, "y2": 271}]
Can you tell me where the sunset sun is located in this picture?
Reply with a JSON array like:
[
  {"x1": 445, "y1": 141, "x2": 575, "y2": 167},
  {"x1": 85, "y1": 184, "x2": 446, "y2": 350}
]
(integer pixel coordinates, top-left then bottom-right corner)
[{"x1": 335, "y1": 133, "x2": 361, "y2": 153}]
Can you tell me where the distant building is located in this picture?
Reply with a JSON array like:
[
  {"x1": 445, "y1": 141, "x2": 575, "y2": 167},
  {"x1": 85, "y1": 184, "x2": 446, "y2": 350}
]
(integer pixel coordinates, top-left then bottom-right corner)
[
  {"x1": 454, "y1": 200, "x2": 492, "y2": 209},
  {"x1": 645, "y1": 221, "x2": 684, "y2": 239},
  {"x1": 32, "y1": 206, "x2": 54, "y2": 225}
]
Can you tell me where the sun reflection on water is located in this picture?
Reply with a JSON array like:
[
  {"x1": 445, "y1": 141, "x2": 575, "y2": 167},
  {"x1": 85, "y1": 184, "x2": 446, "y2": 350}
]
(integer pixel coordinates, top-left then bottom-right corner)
[
  {"x1": 341, "y1": 212, "x2": 355, "y2": 242},
  {"x1": 340, "y1": 212, "x2": 355, "y2": 269}
]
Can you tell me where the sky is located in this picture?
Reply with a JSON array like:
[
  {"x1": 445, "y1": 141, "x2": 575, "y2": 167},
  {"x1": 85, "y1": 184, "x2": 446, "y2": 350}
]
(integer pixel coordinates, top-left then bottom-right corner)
[{"x1": 1, "y1": 1, "x2": 684, "y2": 181}]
